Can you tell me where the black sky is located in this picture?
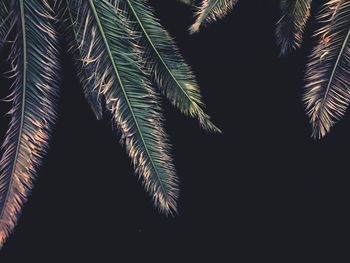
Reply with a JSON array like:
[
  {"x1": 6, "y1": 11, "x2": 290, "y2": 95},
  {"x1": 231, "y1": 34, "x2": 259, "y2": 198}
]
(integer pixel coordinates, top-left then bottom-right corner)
[{"x1": 0, "y1": 0, "x2": 349, "y2": 261}]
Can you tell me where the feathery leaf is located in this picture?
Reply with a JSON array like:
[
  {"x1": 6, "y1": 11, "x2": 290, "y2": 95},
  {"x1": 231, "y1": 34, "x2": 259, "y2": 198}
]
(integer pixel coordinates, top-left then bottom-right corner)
[
  {"x1": 304, "y1": 0, "x2": 350, "y2": 138},
  {"x1": 66, "y1": 0, "x2": 179, "y2": 214},
  {"x1": 61, "y1": 2, "x2": 104, "y2": 120},
  {"x1": 0, "y1": 0, "x2": 60, "y2": 247},
  {"x1": 190, "y1": 0, "x2": 237, "y2": 34},
  {"x1": 276, "y1": 0, "x2": 313, "y2": 55},
  {"x1": 122, "y1": 0, "x2": 220, "y2": 132},
  {"x1": 0, "y1": 1, "x2": 10, "y2": 49}
]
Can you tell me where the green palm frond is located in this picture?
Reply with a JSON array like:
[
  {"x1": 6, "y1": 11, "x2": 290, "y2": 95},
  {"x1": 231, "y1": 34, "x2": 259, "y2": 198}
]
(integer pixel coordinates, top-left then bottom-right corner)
[
  {"x1": 304, "y1": 0, "x2": 350, "y2": 138},
  {"x1": 122, "y1": 0, "x2": 220, "y2": 132},
  {"x1": 190, "y1": 0, "x2": 238, "y2": 34},
  {"x1": 65, "y1": 0, "x2": 178, "y2": 213},
  {"x1": 276, "y1": 0, "x2": 313, "y2": 55},
  {"x1": 0, "y1": 0, "x2": 60, "y2": 248}
]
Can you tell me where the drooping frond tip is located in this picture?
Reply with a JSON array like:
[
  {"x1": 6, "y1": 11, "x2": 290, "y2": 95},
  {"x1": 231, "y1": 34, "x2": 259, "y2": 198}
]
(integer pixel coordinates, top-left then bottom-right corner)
[
  {"x1": 304, "y1": 0, "x2": 350, "y2": 139},
  {"x1": 189, "y1": 0, "x2": 237, "y2": 34},
  {"x1": 0, "y1": 0, "x2": 60, "y2": 248},
  {"x1": 66, "y1": 0, "x2": 179, "y2": 214},
  {"x1": 123, "y1": 0, "x2": 220, "y2": 133},
  {"x1": 276, "y1": 0, "x2": 313, "y2": 55}
]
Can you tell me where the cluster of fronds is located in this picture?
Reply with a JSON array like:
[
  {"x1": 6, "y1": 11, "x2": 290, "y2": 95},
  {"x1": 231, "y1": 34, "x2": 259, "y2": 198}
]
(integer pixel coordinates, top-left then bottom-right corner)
[
  {"x1": 0, "y1": 0, "x2": 219, "y2": 249},
  {"x1": 183, "y1": 0, "x2": 350, "y2": 138}
]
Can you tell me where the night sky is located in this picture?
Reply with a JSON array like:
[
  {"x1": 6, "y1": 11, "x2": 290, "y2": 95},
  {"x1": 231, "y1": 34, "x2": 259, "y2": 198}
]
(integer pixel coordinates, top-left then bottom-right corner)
[{"x1": 0, "y1": 0, "x2": 348, "y2": 261}]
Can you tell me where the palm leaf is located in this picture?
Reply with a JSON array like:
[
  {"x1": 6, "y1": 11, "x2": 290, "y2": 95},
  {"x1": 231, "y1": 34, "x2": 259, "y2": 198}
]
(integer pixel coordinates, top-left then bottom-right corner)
[
  {"x1": 122, "y1": 0, "x2": 220, "y2": 132},
  {"x1": 66, "y1": 0, "x2": 178, "y2": 214},
  {"x1": 0, "y1": 0, "x2": 60, "y2": 247},
  {"x1": 190, "y1": 0, "x2": 237, "y2": 33},
  {"x1": 0, "y1": 1, "x2": 10, "y2": 49},
  {"x1": 276, "y1": 0, "x2": 313, "y2": 55},
  {"x1": 304, "y1": 0, "x2": 350, "y2": 138},
  {"x1": 62, "y1": 3, "x2": 103, "y2": 120}
]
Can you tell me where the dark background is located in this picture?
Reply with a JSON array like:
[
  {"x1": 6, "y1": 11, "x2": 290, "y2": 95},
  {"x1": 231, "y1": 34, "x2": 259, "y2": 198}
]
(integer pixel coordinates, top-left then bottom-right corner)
[{"x1": 0, "y1": 0, "x2": 349, "y2": 261}]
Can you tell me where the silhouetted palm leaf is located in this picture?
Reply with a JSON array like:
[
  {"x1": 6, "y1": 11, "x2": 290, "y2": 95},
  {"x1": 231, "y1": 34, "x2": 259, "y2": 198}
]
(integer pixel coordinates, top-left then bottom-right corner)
[
  {"x1": 276, "y1": 0, "x2": 313, "y2": 55},
  {"x1": 304, "y1": 0, "x2": 350, "y2": 138}
]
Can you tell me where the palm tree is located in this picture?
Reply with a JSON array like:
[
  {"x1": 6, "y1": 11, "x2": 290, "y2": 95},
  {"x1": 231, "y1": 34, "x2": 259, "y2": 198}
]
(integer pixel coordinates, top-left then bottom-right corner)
[
  {"x1": 189, "y1": 0, "x2": 350, "y2": 139},
  {"x1": 0, "y1": 0, "x2": 220, "y2": 248}
]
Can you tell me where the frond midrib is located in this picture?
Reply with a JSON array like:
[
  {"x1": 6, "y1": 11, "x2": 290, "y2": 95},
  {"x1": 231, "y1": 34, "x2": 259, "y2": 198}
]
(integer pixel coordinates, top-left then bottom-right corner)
[
  {"x1": 126, "y1": 0, "x2": 195, "y2": 107},
  {"x1": 88, "y1": 0, "x2": 168, "y2": 199},
  {"x1": 204, "y1": 0, "x2": 220, "y2": 19},
  {"x1": 319, "y1": 28, "x2": 350, "y2": 115}
]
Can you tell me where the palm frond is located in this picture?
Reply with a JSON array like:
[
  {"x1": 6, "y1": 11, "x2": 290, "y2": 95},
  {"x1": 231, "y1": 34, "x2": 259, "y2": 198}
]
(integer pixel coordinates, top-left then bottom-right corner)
[
  {"x1": 190, "y1": 0, "x2": 237, "y2": 34},
  {"x1": 0, "y1": 0, "x2": 60, "y2": 248},
  {"x1": 122, "y1": 0, "x2": 220, "y2": 132},
  {"x1": 304, "y1": 0, "x2": 350, "y2": 138},
  {"x1": 66, "y1": 0, "x2": 178, "y2": 214},
  {"x1": 61, "y1": 3, "x2": 103, "y2": 120},
  {"x1": 0, "y1": 1, "x2": 10, "y2": 48},
  {"x1": 276, "y1": 0, "x2": 313, "y2": 55}
]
